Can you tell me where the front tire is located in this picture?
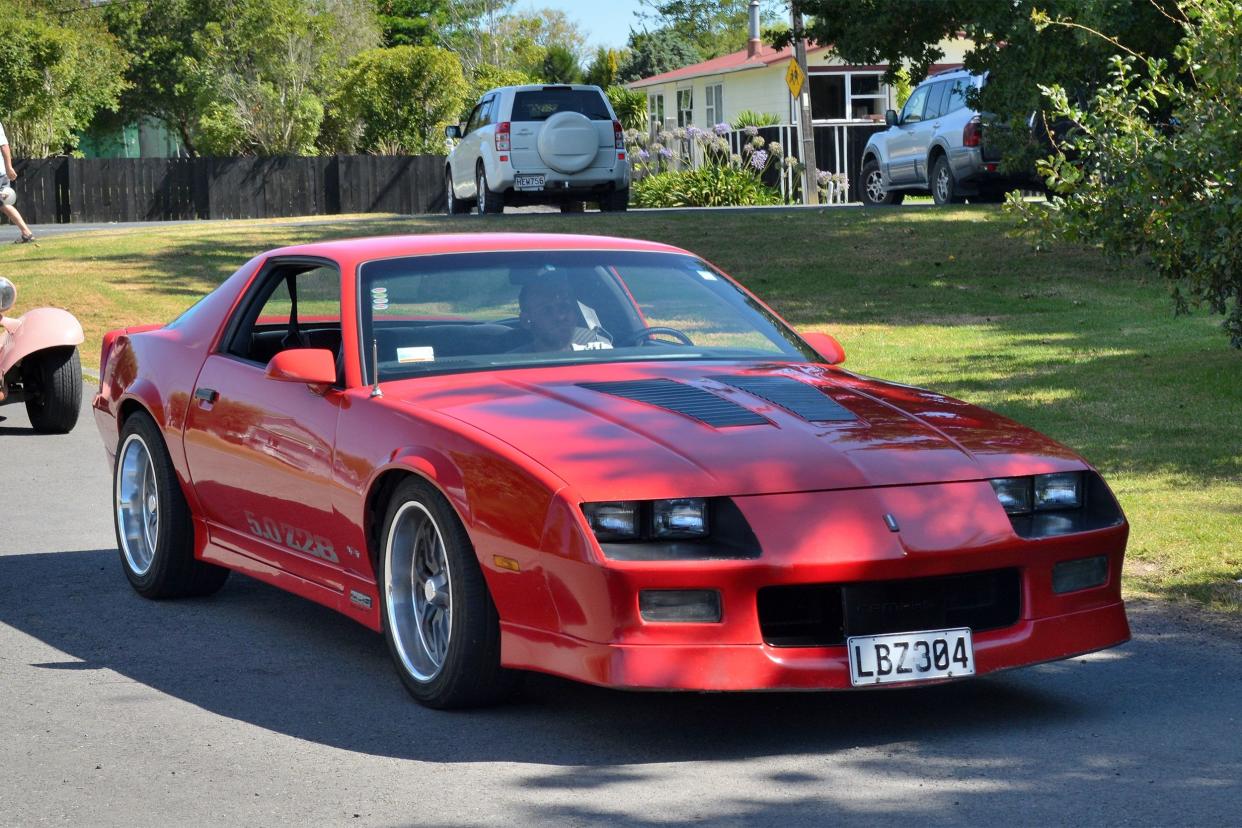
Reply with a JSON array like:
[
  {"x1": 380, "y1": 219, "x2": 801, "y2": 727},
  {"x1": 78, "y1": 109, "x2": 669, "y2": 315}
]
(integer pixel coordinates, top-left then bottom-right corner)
[
  {"x1": 445, "y1": 168, "x2": 470, "y2": 215},
  {"x1": 379, "y1": 477, "x2": 516, "y2": 708},
  {"x1": 861, "y1": 159, "x2": 904, "y2": 206},
  {"x1": 475, "y1": 166, "x2": 504, "y2": 215},
  {"x1": 114, "y1": 412, "x2": 229, "y2": 599},
  {"x1": 931, "y1": 156, "x2": 965, "y2": 206},
  {"x1": 22, "y1": 346, "x2": 82, "y2": 434}
]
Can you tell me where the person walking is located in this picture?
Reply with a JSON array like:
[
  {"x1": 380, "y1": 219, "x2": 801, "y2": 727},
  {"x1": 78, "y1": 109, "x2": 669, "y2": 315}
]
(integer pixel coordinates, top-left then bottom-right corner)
[{"x1": 0, "y1": 120, "x2": 35, "y2": 244}]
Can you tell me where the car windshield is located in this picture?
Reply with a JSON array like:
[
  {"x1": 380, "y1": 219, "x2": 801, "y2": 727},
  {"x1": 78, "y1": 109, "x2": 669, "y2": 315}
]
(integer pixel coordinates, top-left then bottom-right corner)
[
  {"x1": 357, "y1": 250, "x2": 817, "y2": 381},
  {"x1": 511, "y1": 89, "x2": 612, "y2": 121}
]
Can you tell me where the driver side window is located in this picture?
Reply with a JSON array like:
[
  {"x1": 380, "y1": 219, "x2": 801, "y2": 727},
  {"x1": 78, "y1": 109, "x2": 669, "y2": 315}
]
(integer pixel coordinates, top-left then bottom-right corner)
[
  {"x1": 901, "y1": 85, "x2": 930, "y2": 124},
  {"x1": 224, "y1": 264, "x2": 341, "y2": 367}
]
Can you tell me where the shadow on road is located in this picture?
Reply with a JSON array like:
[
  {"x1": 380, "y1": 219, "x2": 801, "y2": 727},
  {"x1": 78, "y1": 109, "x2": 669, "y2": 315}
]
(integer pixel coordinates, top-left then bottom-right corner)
[{"x1": 3, "y1": 548, "x2": 1097, "y2": 764}]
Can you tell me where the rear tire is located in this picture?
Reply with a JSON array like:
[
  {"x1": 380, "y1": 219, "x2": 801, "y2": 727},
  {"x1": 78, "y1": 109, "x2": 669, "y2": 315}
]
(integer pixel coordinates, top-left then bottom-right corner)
[
  {"x1": 23, "y1": 346, "x2": 82, "y2": 434},
  {"x1": 114, "y1": 411, "x2": 229, "y2": 599},
  {"x1": 475, "y1": 166, "x2": 504, "y2": 215},
  {"x1": 931, "y1": 156, "x2": 965, "y2": 206},
  {"x1": 379, "y1": 477, "x2": 517, "y2": 709},
  {"x1": 861, "y1": 159, "x2": 904, "y2": 206},
  {"x1": 559, "y1": 201, "x2": 586, "y2": 213},
  {"x1": 599, "y1": 189, "x2": 629, "y2": 212}
]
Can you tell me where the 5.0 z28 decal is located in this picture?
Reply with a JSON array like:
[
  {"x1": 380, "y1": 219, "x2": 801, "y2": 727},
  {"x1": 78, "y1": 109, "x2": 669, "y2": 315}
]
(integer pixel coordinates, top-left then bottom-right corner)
[{"x1": 243, "y1": 511, "x2": 339, "y2": 563}]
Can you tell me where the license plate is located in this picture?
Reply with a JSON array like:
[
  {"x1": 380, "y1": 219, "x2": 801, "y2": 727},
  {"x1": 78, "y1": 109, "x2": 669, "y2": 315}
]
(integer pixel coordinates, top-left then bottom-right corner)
[
  {"x1": 848, "y1": 627, "x2": 974, "y2": 687},
  {"x1": 514, "y1": 174, "x2": 545, "y2": 191}
]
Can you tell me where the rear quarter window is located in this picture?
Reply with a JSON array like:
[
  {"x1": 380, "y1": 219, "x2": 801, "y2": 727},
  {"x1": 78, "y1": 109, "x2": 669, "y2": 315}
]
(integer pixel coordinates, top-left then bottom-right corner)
[{"x1": 512, "y1": 89, "x2": 612, "y2": 121}]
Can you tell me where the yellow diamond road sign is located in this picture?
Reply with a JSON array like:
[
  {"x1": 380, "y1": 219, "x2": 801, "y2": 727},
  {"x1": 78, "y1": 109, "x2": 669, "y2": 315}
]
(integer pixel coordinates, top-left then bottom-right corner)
[{"x1": 785, "y1": 59, "x2": 806, "y2": 98}]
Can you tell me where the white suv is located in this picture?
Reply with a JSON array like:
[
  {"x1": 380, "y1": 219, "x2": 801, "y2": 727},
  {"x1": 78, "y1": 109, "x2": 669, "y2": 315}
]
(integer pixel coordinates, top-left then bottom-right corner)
[{"x1": 444, "y1": 84, "x2": 631, "y2": 215}]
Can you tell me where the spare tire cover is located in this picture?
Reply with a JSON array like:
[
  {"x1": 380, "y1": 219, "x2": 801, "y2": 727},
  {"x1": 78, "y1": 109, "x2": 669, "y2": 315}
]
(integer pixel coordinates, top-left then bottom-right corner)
[{"x1": 536, "y1": 111, "x2": 600, "y2": 174}]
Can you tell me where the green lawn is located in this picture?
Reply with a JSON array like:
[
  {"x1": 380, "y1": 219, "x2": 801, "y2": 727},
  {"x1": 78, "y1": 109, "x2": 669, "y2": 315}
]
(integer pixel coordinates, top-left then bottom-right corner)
[{"x1": 10, "y1": 206, "x2": 1241, "y2": 613}]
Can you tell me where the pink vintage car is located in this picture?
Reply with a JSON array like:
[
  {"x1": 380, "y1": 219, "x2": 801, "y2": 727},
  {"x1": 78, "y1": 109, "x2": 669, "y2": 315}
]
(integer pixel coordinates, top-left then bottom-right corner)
[{"x1": 0, "y1": 276, "x2": 83, "y2": 433}]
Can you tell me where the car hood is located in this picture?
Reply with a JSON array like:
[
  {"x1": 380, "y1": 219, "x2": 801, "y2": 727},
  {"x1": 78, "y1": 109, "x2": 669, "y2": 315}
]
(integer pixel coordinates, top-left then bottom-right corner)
[{"x1": 387, "y1": 361, "x2": 1085, "y2": 501}]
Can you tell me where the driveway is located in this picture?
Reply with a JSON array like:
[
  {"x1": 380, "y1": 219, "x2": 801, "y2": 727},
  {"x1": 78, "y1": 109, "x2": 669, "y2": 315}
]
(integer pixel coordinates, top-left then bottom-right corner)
[{"x1": 0, "y1": 388, "x2": 1239, "y2": 826}]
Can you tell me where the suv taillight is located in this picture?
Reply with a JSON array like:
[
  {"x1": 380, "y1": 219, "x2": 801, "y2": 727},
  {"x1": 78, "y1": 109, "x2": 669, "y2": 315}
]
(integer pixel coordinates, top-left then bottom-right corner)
[
  {"x1": 613, "y1": 119, "x2": 624, "y2": 150},
  {"x1": 963, "y1": 116, "x2": 982, "y2": 148},
  {"x1": 495, "y1": 121, "x2": 511, "y2": 152}
]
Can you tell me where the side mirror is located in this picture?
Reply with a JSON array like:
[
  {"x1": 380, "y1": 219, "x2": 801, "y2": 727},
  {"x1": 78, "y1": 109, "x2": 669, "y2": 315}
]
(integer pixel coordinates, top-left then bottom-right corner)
[
  {"x1": 0, "y1": 277, "x2": 14, "y2": 313},
  {"x1": 445, "y1": 124, "x2": 462, "y2": 139},
  {"x1": 884, "y1": 109, "x2": 898, "y2": 127},
  {"x1": 265, "y1": 348, "x2": 337, "y2": 390},
  {"x1": 801, "y1": 332, "x2": 846, "y2": 365}
]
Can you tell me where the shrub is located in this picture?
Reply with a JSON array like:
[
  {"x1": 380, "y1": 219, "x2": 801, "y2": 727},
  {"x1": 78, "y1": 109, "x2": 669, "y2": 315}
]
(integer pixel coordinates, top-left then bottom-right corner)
[
  {"x1": 606, "y1": 85, "x2": 647, "y2": 131},
  {"x1": 634, "y1": 165, "x2": 781, "y2": 207},
  {"x1": 1008, "y1": 0, "x2": 1242, "y2": 348},
  {"x1": 730, "y1": 110, "x2": 782, "y2": 128}
]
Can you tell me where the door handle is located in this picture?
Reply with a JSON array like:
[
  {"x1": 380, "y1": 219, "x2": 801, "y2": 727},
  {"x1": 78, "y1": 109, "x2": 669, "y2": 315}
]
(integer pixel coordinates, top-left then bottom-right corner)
[{"x1": 194, "y1": 387, "x2": 219, "y2": 404}]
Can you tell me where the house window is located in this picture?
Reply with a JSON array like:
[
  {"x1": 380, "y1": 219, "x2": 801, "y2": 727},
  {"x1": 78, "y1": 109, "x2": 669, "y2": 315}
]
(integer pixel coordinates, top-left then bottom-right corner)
[
  {"x1": 705, "y1": 84, "x2": 723, "y2": 126},
  {"x1": 676, "y1": 88, "x2": 693, "y2": 127},
  {"x1": 809, "y1": 72, "x2": 889, "y2": 121},
  {"x1": 648, "y1": 94, "x2": 665, "y2": 135}
]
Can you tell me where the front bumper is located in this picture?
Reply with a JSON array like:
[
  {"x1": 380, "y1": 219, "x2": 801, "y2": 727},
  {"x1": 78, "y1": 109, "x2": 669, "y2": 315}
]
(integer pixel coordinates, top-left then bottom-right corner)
[
  {"x1": 501, "y1": 601, "x2": 1129, "y2": 690},
  {"x1": 496, "y1": 481, "x2": 1130, "y2": 690}
]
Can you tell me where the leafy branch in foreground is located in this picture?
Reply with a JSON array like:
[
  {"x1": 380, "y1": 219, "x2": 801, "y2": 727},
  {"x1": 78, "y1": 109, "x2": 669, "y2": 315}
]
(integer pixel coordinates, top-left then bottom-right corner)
[{"x1": 1007, "y1": 0, "x2": 1242, "y2": 348}]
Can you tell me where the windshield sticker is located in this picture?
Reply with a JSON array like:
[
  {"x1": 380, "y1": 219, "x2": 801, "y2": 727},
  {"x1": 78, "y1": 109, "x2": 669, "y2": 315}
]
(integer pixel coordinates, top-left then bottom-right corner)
[
  {"x1": 572, "y1": 341, "x2": 613, "y2": 351},
  {"x1": 396, "y1": 346, "x2": 435, "y2": 363},
  {"x1": 696, "y1": 270, "x2": 719, "y2": 281},
  {"x1": 370, "y1": 287, "x2": 389, "y2": 311}
]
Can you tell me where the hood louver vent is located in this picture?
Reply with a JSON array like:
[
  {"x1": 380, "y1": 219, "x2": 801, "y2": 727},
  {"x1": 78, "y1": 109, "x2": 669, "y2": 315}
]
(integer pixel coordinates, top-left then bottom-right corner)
[
  {"x1": 579, "y1": 380, "x2": 769, "y2": 428},
  {"x1": 720, "y1": 375, "x2": 857, "y2": 422}
]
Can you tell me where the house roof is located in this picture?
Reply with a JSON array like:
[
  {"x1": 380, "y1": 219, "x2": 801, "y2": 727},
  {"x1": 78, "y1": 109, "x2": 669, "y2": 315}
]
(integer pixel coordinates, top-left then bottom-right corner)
[{"x1": 627, "y1": 42, "x2": 831, "y2": 89}]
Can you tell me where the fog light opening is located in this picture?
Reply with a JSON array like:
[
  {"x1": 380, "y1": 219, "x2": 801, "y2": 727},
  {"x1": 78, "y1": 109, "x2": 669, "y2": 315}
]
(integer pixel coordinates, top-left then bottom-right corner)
[
  {"x1": 639, "y1": 589, "x2": 722, "y2": 623},
  {"x1": 1053, "y1": 555, "x2": 1109, "y2": 594}
]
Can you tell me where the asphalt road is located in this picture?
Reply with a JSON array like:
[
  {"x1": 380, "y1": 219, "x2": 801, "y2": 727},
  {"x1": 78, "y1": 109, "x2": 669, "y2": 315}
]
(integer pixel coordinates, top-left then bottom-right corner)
[{"x1": 1, "y1": 386, "x2": 1240, "y2": 826}]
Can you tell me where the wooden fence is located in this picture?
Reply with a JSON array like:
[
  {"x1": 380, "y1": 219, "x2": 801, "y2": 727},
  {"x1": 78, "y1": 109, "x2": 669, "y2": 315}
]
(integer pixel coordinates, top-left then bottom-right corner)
[{"x1": 8, "y1": 155, "x2": 447, "y2": 225}]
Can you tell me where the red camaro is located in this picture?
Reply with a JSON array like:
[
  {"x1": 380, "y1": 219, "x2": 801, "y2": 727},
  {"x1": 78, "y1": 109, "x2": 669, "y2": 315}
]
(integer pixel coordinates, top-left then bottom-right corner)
[{"x1": 94, "y1": 233, "x2": 1129, "y2": 708}]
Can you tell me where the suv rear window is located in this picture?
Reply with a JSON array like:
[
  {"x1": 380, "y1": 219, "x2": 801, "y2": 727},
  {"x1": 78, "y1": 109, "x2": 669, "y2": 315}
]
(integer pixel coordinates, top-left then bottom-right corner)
[{"x1": 512, "y1": 89, "x2": 612, "y2": 121}]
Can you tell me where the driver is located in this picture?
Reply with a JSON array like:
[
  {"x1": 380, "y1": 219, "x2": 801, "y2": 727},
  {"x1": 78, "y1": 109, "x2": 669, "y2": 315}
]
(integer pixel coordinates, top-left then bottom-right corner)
[{"x1": 513, "y1": 271, "x2": 612, "y2": 353}]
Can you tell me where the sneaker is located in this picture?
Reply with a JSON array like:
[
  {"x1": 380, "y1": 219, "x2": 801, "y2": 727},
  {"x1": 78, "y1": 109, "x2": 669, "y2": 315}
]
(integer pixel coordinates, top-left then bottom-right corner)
[{"x1": 14, "y1": 233, "x2": 34, "y2": 244}]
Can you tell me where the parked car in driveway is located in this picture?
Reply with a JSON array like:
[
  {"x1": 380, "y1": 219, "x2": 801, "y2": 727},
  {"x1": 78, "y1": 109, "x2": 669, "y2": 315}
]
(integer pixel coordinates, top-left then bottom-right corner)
[
  {"x1": 860, "y1": 70, "x2": 1025, "y2": 206},
  {"x1": 94, "y1": 233, "x2": 1130, "y2": 709},
  {"x1": 444, "y1": 84, "x2": 630, "y2": 215}
]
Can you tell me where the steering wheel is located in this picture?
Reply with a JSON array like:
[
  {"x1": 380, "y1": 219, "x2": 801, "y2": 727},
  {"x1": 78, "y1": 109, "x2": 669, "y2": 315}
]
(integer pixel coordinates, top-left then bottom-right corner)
[{"x1": 619, "y1": 326, "x2": 695, "y2": 347}]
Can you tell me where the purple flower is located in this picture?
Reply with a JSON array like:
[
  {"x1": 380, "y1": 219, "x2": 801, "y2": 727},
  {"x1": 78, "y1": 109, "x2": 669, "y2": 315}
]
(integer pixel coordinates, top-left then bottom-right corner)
[
  {"x1": 750, "y1": 150, "x2": 769, "y2": 170},
  {"x1": 637, "y1": 149, "x2": 650, "y2": 161},
  {"x1": 659, "y1": 147, "x2": 674, "y2": 159},
  {"x1": 743, "y1": 125, "x2": 759, "y2": 137},
  {"x1": 686, "y1": 125, "x2": 701, "y2": 138},
  {"x1": 714, "y1": 122, "x2": 730, "y2": 136}
]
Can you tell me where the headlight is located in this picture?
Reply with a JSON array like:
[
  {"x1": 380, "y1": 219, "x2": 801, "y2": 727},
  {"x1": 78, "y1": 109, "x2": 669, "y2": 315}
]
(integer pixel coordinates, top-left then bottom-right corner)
[
  {"x1": 581, "y1": 501, "x2": 642, "y2": 541},
  {"x1": 989, "y1": 477, "x2": 1033, "y2": 515},
  {"x1": 579, "y1": 497, "x2": 759, "y2": 561},
  {"x1": 652, "y1": 498, "x2": 709, "y2": 539},
  {"x1": 1034, "y1": 472, "x2": 1082, "y2": 510},
  {"x1": 989, "y1": 470, "x2": 1123, "y2": 540},
  {"x1": 990, "y1": 472, "x2": 1084, "y2": 515}
]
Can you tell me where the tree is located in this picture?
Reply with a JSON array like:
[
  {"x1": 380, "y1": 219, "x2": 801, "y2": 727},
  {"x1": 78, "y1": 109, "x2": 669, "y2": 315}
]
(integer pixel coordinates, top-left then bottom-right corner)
[
  {"x1": 1009, "y1": 0, "x2": 1242, "y2": 349},
  {"x1": 466, "y1": 64, "x2": 536, "y2": 108},
  {"x1": 192, "y1": 0, "x2": 380, "y2": 156},
  {"x1": 102, "y1": 0, "x2": 213, "y2": 156},
  {"x1": 616, "y1": 28, "x2": 701, "y2": 83},
  {"x1": 325, "y1": 45, "x2": 468, "y2": 154},
  {"x1": 637, "y1": 0, "x2": 777, "y2": 58},
  {"x1": 541, "y1": 44, "x2": 583, "y2": 84},
  {"x1": 776, "y1": 0, "x2": 1185, "y2": 169},
  {"x1": 585, "y1": 48, "x2": 623, "y2": 88},
  {"x1": 374, "y1": 0, "x2": 451, "y2": 46}
]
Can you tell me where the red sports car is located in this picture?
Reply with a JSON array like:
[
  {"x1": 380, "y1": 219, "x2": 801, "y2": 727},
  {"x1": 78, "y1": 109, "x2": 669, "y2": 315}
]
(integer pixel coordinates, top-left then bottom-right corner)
[{"x1": 94, "y1": 233, "x2": 1129, "y2": 708}]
